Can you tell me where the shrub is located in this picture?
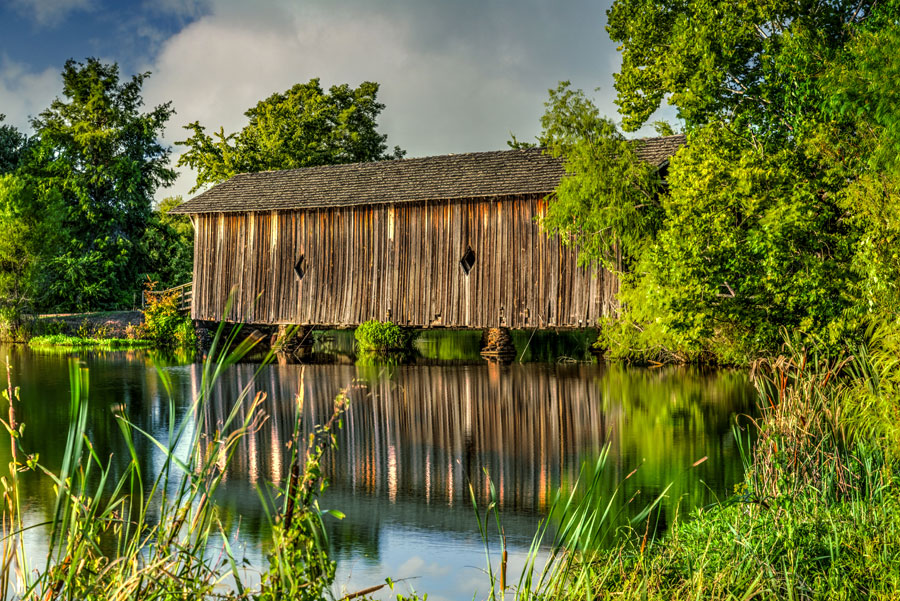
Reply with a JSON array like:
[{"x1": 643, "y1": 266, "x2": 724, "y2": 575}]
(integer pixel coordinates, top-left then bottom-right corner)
[
  {"x1": 124, "y1": 322, "x2": 140, "y2": 340},
  {"x1": 39, "y1": 320, "x2": 66, "y2": 336},
  {"x1": 141, "y1": 284, "x2": 195, "y2": 349},
  {"x1": 354, "y1": 319, "x2": 409, "y2": 352},
  {"x1": 174, "y1": 317, "x2": 197, "y2": 349},
  {"x1": 75, "y1": 318, "x2": 92, "y2": 339}
]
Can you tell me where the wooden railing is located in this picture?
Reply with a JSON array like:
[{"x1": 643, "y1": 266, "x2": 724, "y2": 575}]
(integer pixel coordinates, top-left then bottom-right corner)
[{"x1": 142, "y1": 282, "x2": 193, "y2": 313}]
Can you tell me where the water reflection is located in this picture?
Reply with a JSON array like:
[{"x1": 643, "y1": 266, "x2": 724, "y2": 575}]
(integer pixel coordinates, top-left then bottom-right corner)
[
  {"x1": 0, "y1": 344, "x2": 754, "y2": 600},
  {"x1": 204, "y1": 362, "x2": 753, "y2": 557}
]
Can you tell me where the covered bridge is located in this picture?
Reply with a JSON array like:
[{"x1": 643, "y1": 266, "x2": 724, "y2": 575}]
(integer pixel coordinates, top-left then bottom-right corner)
[{"x1": 171, "y1": 135, "x2": 684, "y2": 330}]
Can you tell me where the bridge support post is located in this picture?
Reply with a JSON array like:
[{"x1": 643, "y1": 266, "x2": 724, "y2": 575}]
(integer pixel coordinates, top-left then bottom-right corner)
[
  {"x1": 480, "y1": 327, "x2": 516, "y2": 362},
  {"x1": 273, "y1": 325, "x2": 314, "y2": 362}
]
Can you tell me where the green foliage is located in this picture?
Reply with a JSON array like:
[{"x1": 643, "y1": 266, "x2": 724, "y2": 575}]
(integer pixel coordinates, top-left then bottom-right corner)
[
  {"x1": 0, "y1": 114, "x2": 26, "y2": 174},
  {"x1": 354, "y1": 319, "x2": 410, "y2": 352},
  {"x1": 140, "y1": 286, "x2": 196, "y2": 350},
  {"x1": 258, "y1": 392, "x2": 349, "y2": 600},
  {"x1": 539, "y1": 82, "x2": 664, "y2": 270},
  {"x1": 646, "y1": 125, "x2": 858, "y2": 355},
  {"x1": 540, "y1": 3, "x2": 900, "y2": 361},
  {"x1": 0, "y1": 174, "x2": 65, "y2": 317},
  {"x1": 141, "y1": 196, "x2": 194, "y2": 288},
  {"x1": 22, "y1": 58, "x2": 175, "y2": 311},
  {"x1": 814, "y1": 23, "x2": 900, "y2": 315},
  {"x1": 178, "y1": 78, "x2": 404, "y2": 192},
  {"x1": 606, "y1": 0, "x2": 883, "y2": 134},
  {"x1": 28, "y1": 334, "x2": 152, "y2": 349}
]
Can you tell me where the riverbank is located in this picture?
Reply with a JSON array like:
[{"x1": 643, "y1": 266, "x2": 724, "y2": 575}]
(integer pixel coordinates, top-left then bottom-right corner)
[
  {"x1": 529, "y1": 330, "x2": 900, "y2": 600},
  {"x1": 28, "y1": 333, "x2": 154, "y2": 350},
  {"x1": 0, "y1": 310, "x2": 144, "y2": 343}
]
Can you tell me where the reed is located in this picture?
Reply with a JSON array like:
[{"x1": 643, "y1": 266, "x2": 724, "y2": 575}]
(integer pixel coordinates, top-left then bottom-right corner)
[
  {"x1": 0, "y1": 318, "x2": 349, "y2": 600},
  {"x1": 500, "y1": 327, "x2": 900, "y2": 600}
]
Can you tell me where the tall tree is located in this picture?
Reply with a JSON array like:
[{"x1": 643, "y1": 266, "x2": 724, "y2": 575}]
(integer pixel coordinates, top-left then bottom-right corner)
[
  {"x1": 538, "y1": 82, "x2": 664, "y2": 271},
  {"x1": 0, "y1": 115, "x2": 26, "y2": 175},
  {"x1": 0, "y1": 174, "x2": 65, "y2": 319},
  {"x1": 607, "y1": 0, "x2": 882, "y2": 134},
  {"x1": 141, "y1": 196, "x2": 194, "y2": 289},
  {"x1": 539, "y1": 1, "x2": 900, "y2": 359},
  {"x1": 25, "y1": 58, "x2": 175, "y2": 310},
  {"x1": 177, "y1": 78, "x2": 404, "y2": 192}
]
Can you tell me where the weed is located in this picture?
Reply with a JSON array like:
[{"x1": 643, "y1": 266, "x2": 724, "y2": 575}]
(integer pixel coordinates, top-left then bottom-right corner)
[
  {"x1": 1, "y1": 319, "x2": 348, "y2": 600},
  {"x1": 141, "y1": 281, "x2": 196, "y2": 350}
]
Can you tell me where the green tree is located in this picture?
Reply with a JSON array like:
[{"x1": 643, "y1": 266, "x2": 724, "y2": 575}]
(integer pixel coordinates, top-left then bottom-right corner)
[
  {"x1": 815, "y1": 20, "x2": 900, "y2": 314},
  {"x1": 540, "y1": 0, "x2": 900, "y2": 360},
  {"x1": 178, "y1": 78, "x2": 404, "y2": 192},
  {"x1": 539, "y1": 82, "x2": 664, "y2": 271},
  {"x1": 0, "y1": 115, "x2": 26, "y2": 174},
  {"x1": 646, "y1": 124, "x2": 858, "y2": 355},
  {"x1": 141, "y1": 196, "x2": 194, "y2": 288},
  {"x1": 0, "y1": 174, "x2": 65, "y2": 320},
  {"x1": 606, "y1": 0, "x2": 882, "y2": 135},
  {"x1": 24, "y1": 58, "x2": 175, "y2": 311}
]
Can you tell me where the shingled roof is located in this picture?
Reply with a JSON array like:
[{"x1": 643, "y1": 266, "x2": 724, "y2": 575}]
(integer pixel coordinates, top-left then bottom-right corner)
[{"x1": 171, "y1": 134, "x2": 685, "y2": 214}]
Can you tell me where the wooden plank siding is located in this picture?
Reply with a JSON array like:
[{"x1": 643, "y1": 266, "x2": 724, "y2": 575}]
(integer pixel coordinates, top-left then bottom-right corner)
[{"x1": 190, "y1": 194, "x2": 619, "y2": 329}]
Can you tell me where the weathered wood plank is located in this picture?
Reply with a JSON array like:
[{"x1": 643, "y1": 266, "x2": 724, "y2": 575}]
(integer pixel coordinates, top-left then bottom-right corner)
[{"x1": 189, "y1": 194, "x2": 617, "y2": 328}]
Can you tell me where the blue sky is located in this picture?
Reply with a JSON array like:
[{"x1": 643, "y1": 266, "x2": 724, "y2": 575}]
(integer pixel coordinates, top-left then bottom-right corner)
[{"x1": 0, "y1": 0, "x2": 674, "y2": 200}]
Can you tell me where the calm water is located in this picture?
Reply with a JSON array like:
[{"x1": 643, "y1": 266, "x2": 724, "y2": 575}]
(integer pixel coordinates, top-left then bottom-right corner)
[{"x1": 0, "y1": 340, "x2": 754, "y2": 601}]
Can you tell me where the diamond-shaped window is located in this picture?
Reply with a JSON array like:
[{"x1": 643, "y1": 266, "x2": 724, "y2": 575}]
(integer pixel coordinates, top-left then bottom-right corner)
[
  {"x1": 459, "y1": 246, "x2": 476, "y2": 275},
  {"x1": 294, "y1": 254, "x2": 306, "y2": 280}
]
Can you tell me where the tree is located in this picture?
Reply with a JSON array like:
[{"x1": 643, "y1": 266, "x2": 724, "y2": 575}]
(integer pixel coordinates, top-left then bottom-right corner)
[
  {"x1": 536, "y1": 1, "x2": 900, "y2": 359},
  {"x1": 606, "y1": 0, "x2": 885, "y2": 135},
  {"x1": 141, "y1": 196, "x2": 194, "y2": 289},
  {"x1": 815, "y1": 21, "x2": 900, "y2": 314},
  {"x1": 24, "y1": 58, "x2": 175, "y2": 311},
  {"x1": 0, "y1": 115, "x2": 26, "y2": 175},
  {"x1": 177, "y1": 78, "x2": 404, "y2": 192},
  {"x1": 538, "y1": 82, "x2": 664, "y2": 271},
  {"x1": 0, "y1": 174, "x2": 65, "y2": 320}
]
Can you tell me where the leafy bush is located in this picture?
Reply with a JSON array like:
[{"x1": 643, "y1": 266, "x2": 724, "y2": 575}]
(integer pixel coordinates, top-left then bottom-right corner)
[
  {"x1": 0, "y1": 304, "x2": 28, "y2": 342},
  {"x1": 354, "y1": 319, "x2": 410, "y2": 352},
  {"x1": 124, "y1": 322, "x2": 140, "y2": 340},
  {"x1": 141, "y1": 284, "x2": 196, "y2": 349},
  {"x1": 38, "y1": 319, "x2": 66, "y2": 336}
]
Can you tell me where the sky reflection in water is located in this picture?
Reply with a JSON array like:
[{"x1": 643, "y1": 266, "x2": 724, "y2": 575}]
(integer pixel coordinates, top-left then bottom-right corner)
[{"x1": 0, "y1": 342, "x2": 754, "y2": 600}]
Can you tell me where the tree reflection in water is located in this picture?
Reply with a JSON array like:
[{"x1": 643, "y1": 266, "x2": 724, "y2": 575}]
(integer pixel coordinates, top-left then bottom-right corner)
[
  {"x1": 201, "y1": 362, "x2": 754, "y2": 560},
  {"x1": 0, "y1": 344, "x2": 753, "y2": 597}
]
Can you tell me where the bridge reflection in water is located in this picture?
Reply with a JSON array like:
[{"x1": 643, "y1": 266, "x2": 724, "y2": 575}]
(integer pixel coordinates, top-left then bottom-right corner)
[
  {"x1": 199, "y1": 362, "x2": 754, "y2": 572},
  {"x1": 0, "y1": 342, "x2": 753, "y2": 600}
]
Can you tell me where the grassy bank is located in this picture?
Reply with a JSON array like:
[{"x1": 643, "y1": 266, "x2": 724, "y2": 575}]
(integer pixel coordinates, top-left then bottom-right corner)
[
  {"x1": 0, "y1": 289, "x2": 196, "y2": 352},
  {"x1": 510, "y1": 328, "x2": 900, "y2": 600},
  {"x1": 28, "y1": 333, "x2": 154, "y2": 349}
]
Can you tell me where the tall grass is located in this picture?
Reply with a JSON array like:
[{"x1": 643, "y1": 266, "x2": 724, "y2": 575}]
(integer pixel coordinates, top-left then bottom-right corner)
[
  {"x1": 485, "y1": 327, "x2": 900, "y2": 600},
  {"x1": 0, "y1": 319, "x2": 349, "y2": 600}
]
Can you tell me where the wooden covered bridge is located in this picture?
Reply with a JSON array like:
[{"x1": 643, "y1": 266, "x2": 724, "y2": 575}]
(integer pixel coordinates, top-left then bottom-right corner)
[{"x1": 171, "y1": 135, "x2": 684, "y2": 341}]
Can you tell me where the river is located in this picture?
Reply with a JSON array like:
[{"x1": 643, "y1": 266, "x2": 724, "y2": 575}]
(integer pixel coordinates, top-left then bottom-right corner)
[{"x1": 0, "y1": 336, "x2": 754, "y2": 600}]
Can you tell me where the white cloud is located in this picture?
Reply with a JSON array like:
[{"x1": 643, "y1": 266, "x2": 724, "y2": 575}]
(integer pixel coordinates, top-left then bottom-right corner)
[
  {"x1": 9, "y1": 0, "x2": 95, "y2": 28},
  {"x1": 0, "y1": 57, "x2": 60, "y2": 131},
  {"x1": 0, "y1": 0, "x2": 681, "y2": 202},
  {"x1": 143, "y1": 0, "x2": 627, "y2": 200}
]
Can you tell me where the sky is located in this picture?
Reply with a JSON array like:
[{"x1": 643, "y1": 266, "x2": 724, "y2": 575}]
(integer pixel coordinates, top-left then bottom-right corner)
[{"x1": 0, "y1": 0, "x2": 675, "y2": 202}]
